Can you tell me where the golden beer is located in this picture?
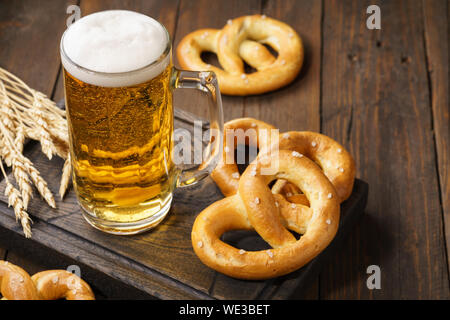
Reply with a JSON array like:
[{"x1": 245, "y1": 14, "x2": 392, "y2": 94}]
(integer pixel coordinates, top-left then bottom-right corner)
[
  {"x1": 61, "y1": 10, "x2": 224, "y2": 234},
  {"x1": 64, "y1": 63, "x2": 176, "y2": 232}
]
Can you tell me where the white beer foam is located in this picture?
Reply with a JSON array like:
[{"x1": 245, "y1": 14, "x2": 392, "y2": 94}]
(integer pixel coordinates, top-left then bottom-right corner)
[{"x1": 61, "y1": 10, "x2": 170, "y2": 87}]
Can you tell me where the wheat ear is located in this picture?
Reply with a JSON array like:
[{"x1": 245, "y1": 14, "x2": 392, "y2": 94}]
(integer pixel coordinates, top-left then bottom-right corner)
[
  {"x1": 31, "y1": 104, "x2": 54, "y2": 160},
  {"x1": 11, "y1": 158, "x2": 33, "y2": 210},
  {"x1": 22, "y1": 156, "x2": 56, "y2": 208},
  {"x1": 59, "y1": 155, "x2": 72, "y2": 199},
  {"x1": 0, "y1": 161, "x2": 32, "y2": 238}
]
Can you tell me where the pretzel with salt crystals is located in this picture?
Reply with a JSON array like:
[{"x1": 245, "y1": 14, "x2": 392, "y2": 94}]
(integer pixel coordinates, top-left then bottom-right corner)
[
  {"x1": 0, "y1": 261, "x2": 40, "y2": 300},
  {"x1": 207, "y1": 118, "x2": 356, "y2": 204},
  {"x1": 192, "y1": 150, "x2": 340, "y2": 279},
  {"x1": 0, "y1": 261, "x2": 95, "y2": 300},
  {"x1": 177, "y1": 15, "x2": 303, "y2": 96},
  {"x1": 32, "y1": 270, "x2": 95, "y2": 300}
]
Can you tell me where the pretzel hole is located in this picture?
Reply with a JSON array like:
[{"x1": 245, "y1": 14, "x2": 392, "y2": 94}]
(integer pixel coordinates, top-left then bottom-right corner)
[
  {"x1": 222, "y1": 230, "x2": 271, "y2": 251},
  {"x1": 281, "y1": 182, "x2": 305, "y2": 196},
  {"x1": 275, "y1": 177, "x2": 310, "y2": 207},
  {"x1": 267, "y1": 180, "x2": 277, "y2": 189},
  {"x1": 199, "y1": 51, "x2": 258, "y2": 74},
  {"x1": 200, "y1": 51, "x2": 221, "y2": 69},
  {"x1": 222, "y1": 228, "x2": 302, "y2": 252},
  {"x1": 261, "y1": 43, "x2": 279, "y2": 59},
  {"x1": 235, "y1": 144, "x2": 258, "y2": 174},
  {"x1": 243, "y1": 61, "x2": 257, "y2": 74}
]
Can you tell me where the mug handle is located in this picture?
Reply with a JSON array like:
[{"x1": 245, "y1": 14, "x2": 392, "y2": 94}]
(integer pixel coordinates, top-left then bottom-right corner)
[{"x1": 172, "y1": 69, "x2": 224, "y2": 187}]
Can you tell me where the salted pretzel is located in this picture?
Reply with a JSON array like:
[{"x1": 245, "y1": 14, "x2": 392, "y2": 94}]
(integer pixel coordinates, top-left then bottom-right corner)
[
  {"x1": 192, "y1": 150, "x2": 340, "y2": 279},
  {"x1": 207, "y1": 118, "x2": 355, "y2": 203},
  {"x1": 32, "y1": 270, "x2": 95, "y2": 300},
  {"x1": 210, "y1": 118, "x2": 276, "y2": 196},
  {"x1": 177, "y1": 15, "x2": 303, "y2": 95},
  {"x1": 0, "y1": 261, "x2": 95, "y2": 300},
  {"x1": 0, "y1": 261, "x2": 40, "y2": 300}
]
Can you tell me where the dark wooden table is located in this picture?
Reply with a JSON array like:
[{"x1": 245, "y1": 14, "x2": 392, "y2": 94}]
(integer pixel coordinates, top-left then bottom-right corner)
[{"x1": 0, "y1": 0, "x2": 448, "y2": 299}]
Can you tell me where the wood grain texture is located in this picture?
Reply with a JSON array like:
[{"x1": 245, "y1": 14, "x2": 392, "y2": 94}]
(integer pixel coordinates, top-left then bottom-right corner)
[
  {"x1": 0, "y1": 0, "x2": 72, "y2": 95},
  {"x1": 0, "y1": 0, "x2": 448, "y2": 300},
  {"x1": 79, "y1": 0, "x2": 179, "y2": 36},
  {"x1": 422, "y1": 0, "x2": 450, "y2": 276},
  {"x1": 319, "y1": 0, "x2": 449, "y2": 299}
]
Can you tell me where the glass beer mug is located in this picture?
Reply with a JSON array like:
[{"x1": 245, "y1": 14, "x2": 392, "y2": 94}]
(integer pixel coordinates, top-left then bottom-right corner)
[{"x1": 60, "y1": 10, "x2": 223, "y2": 234}]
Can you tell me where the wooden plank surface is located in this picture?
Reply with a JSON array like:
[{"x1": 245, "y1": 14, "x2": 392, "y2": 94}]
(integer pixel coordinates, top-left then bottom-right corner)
[
  {"x1": 0, "y1": 0, "x2": 71, "y2": 95},
  {"x1": 422, "y1": 0, "x2": 450, "y2": 274},
  {"x1": 0, "y1": 243, "x2": 5, "y2": 260},
  {"x1": 0, "y1": 0, "x2": 448, "y2": 300},
  {"x1": 319, "y1": 0, "x2": 449, "y2": 299}
]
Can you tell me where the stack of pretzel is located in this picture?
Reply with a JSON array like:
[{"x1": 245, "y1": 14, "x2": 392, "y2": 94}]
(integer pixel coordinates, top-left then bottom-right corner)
[
  {"x1": 192, "y1": 118, "x2": 356, "y2": 280},
  {"x1": 0, "y1": 261, "x2": 94, "y2": 300}
]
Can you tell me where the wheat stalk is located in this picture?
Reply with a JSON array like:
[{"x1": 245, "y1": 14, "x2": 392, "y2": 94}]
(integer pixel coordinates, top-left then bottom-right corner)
[
  {"x1": 0, "y1": 107, "x2": 34, "y2": 211},
  {"x1": 0, "y1": 113, "x2": 55, "y2": 208},
  {"x1": 14, "y1": 125, "x2": 25, "y2": 154},
  {"x1": 0, "y1": 67, "x2": 70, "y2": 236}
]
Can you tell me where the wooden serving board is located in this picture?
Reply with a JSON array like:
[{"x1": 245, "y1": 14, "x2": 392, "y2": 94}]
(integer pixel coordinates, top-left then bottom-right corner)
[{"x1": 0, "y1": 107, "x2": 368, "y2": 300}]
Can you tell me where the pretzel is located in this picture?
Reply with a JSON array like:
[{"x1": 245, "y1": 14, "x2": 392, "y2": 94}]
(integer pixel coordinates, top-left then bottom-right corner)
[
  {"x1": 177, "y1": 15, "x2": 303, "y2": 96},
  {"x1": 192, "y1": 150, "x2": 340, "y2": 279},
  {"x1": 32, "y1": 270, "x2": 95, "y2": 300},
  {"x1": 210, "y1": 118, "x2": 276, "y2": 196},
  {"x1": 0, "y1": 261, "x2": 95, "y2": 300},
  {"x1": 207, "y1": 119, "x2": 355, "y2": 203},
  {"x1": 0, "y1": 261, "x2": 40, "y2": 300}
]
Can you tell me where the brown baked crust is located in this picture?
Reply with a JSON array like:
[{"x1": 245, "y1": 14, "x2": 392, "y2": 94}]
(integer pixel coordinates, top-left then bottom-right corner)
[
  {"x1": 0, "y1": 260, "x2": 40, "y2": 300},
  {"x1": 191, "y1": 150, "x2": 340, "y2": 280},
  {"x1": 176, "y1": 15, "x2": 303, "y2": 96}
]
